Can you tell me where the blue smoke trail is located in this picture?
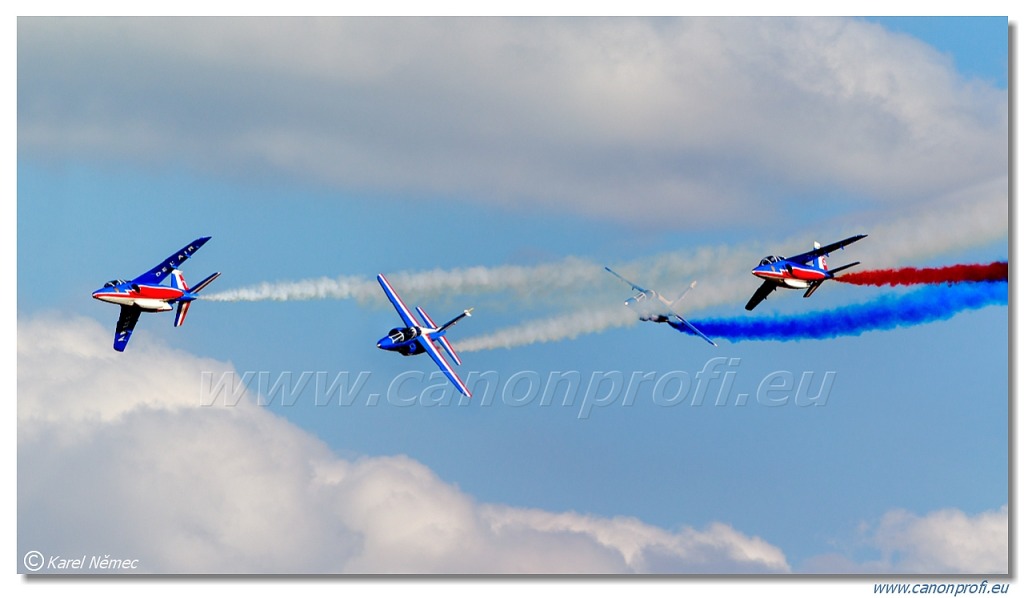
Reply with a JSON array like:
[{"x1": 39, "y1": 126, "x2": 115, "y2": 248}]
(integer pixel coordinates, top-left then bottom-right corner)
[{"x1": 673, "y1": 281, "x2": 1007, "y2": 342}]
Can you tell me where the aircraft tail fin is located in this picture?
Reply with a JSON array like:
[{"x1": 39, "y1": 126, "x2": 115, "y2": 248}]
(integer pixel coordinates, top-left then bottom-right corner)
[
  {"x1": 173, "y1": 272, "x2": 221, "y2": 328},
  {"x1": 668, "y1": 281, "x2": 699, "y2": 311},
  {"x1": 169, "y1": 269, "x2": 188, "y2": 291},
  {"x1": 812, "y1": 241, "x2": 828, "y2": 271},
  {"x1": 417, "y1": 306, "x2": 473, "y2": 366}
]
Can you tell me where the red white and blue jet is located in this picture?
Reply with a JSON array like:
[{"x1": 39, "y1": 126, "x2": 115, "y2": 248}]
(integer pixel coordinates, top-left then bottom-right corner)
[
  {"x1": 376, "y1": 274, "x2": 475, "y2": 397},
  {"x1": 92, "y1": 236, "x2": 221, "y2": 351},
  {"x1": 745, "y1": 234, "x2": 867, "y2": 311},
  {"x1": 605, "y1": 267, "x2": 716, "y2": 346}
]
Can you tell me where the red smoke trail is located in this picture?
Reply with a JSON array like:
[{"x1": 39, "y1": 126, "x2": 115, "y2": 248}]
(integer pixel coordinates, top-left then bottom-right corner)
[{"x1": 837, "y1": 261, "x2": 1007, "y2": 286}]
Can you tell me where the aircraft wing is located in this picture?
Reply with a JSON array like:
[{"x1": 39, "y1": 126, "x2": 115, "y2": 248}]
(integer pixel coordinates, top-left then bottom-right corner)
[
  {"x1": 604, "y1": 267, "x2": 650, "y2": 293},
  {"x1": 113, "y1": 305, "x2": 142, "y2": 352},
  {"x1": 670, "y1": 312, "x2": 717, "y2": 346},
  {"x1": 745, "y1": 280, "x2": 777, "y2": 311},
  {"x1": 417, "y1": 336, "x2": 472, "y2": 397},
  {"x1": 786, "y1": 234, "x2": 867, "y2": 265},
  {"x1": 132, "y1": 237, "x2": 212, "y2": 285},
  {"x1": 377, "y1": 274, "x2": 421, "y2": 328}
]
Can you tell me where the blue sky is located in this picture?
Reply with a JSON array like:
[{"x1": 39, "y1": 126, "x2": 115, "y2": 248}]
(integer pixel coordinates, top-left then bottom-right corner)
[{"x1": 15, "y1": 15, "x2": 1009, "y2": 582}]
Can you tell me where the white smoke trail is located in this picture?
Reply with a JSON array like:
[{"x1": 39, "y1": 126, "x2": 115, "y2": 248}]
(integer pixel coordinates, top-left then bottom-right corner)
[
  {"x1": 457, "y1": 180, "x2": 1008, "y2": 351},
  {"x1": 457, "y1": 270, "x2": 758, "y2": 352},
  {"x1": 204, "y1": 257, "x2": 606, "y2": 304},
  {"x1": 458, "y1": 307, "x2": 640, "y2": 352},
  {"x1": 850, "y1": 179, "x2": 1008, "y2": 268},
  {"x1": 206, "y1": 179, "x2": 1007, "y2": 351},
  {"x1": 204, "y1": 275, "x2": 379, "y2": 303}
]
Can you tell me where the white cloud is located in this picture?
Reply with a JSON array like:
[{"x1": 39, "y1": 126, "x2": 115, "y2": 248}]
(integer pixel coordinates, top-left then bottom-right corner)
[
  {"x1": 481, "y1": 508, "x2": 789, "y2": 574},
  {"x1": 17, "y1": 17, "x2": 1007, "y2": 226},
  {"x1": 17, "y1": 314, "x2": 790, "y2": 573},
  {"x1": 802, "y1": 505, "x2": 1008, "y2": 574},
  {"x1": 18, "y1": 315, "x2": 1008, "y2": 575},
  {"x1": 870, "y1": 505, "x2": 1009, "y2": 574}
]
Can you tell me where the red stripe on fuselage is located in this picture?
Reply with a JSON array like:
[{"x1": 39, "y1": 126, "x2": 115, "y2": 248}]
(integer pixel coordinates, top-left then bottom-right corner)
[
  {"x1": 133, "y1": 285, "x2": 185, "y2": 300},
  {"x1": 754, "y1": 266, "x2": 827, "y2": 282}
]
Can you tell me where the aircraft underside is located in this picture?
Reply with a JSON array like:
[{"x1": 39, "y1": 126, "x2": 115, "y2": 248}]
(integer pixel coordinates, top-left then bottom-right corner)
[
  {"x1": 96, "y1": 294, "x2": 175, "y2": 311},
  {"x1": 394, "y1": 342, "x2": 427, "y2": 357},
  {"x1": 779, "y1": 278, "x2": 812, "y2": 289}
]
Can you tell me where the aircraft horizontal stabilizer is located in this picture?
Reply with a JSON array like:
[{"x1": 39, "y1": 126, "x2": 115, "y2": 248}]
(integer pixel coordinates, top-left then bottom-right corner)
[
  {"x1": 174, "y1": 300, "x2": 191, "y2": 327},
  {"x1": 417, "y1": 306, "x2": 472, "y2": 366},
  {"x1": 827, "y1": 262, "x2": 860, "y2": 276},
  {"x1": 190, "y1": 271, "x2": 222, "y2": 294}
]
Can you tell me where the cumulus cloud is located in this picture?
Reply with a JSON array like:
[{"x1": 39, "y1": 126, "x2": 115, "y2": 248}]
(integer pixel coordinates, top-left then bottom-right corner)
[
  {"x1": 18, "y1": 314, "x2": 791, "y2": 574},
  {"x1": 869, "y1": 505, "x2": 1009, "y2": 574},
  {"x1": 18, "y1": 315, "x2": 1008, "y2": 574},
  {"x1": 17, "y1": 17, "x2": 1007, "y2": 226},
  {"x1": 802, "y1": 505, "x2": 1008, "y2": 574}
]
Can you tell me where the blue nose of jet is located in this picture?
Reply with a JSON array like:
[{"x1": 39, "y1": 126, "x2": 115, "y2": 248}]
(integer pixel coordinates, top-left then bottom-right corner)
[{"x1": 376, "y1": 336, "x2": 393, "y2": 350}]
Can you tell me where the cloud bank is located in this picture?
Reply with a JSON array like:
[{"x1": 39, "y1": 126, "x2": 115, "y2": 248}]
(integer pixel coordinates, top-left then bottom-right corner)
[
  {"x1": 18, "y1": 17, "x2": 1007, "y2": 227},
  {"x1": 18, "y1": 314, "x2": 788, "y2": 574},
  {"x1": 17, "y1": 315, "x2": 1007, "y2": 574}
]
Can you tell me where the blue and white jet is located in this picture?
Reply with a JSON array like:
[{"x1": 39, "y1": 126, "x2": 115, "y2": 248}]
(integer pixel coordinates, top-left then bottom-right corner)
[
  {"x1": 92, "y1": 236, "x2": 221, "y2": 351},
  {"x1": 376, "y1": 274, "x2": 475, "y2": 397},
  {"x1": 605, "y1": 267, "x2": 716, "y2": 346},
  {"x1": 745, "y1": 233, "x2": 867, "y2": 311}
]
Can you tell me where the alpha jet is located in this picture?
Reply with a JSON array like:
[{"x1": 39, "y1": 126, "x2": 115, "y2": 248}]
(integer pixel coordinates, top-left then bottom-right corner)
[
  {"x1": 92, "y1": 236, "x2": 221, "y2": 351},
  {"x1": 745, "y1": 234, "x2": 867, "y2": 311},
  {"x1": 605, "y1": 267, "x2": 716, "y2": 346},
  {"x1": 376, "y1": 273, "x2": 475, "y2": 397}
]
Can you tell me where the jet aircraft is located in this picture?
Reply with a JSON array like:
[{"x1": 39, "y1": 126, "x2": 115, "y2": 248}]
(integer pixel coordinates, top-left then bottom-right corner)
[
  {"x1": 92, "y1": 236, "x2": 221, "y2": 351},
  {"x1": 376, "y1": 274, "x2": 475, "y2": 397},
  {"x1": 745, "y1": 234, "x2": 867, "y2": 311},
  {"x1": 604, "y1": 267, "x2": 716, "y2": 346}
]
